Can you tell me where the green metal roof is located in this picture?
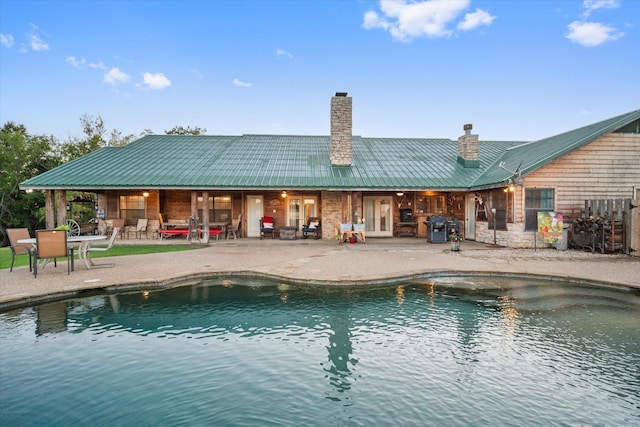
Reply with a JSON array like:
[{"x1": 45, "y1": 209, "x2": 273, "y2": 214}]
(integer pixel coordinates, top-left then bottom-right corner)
[
  {"x1": 20, "y1": 109, "x2": 639, "y2": 191},
  {"x1": 472, "y1": 109, "x2": 640, "y2": 188}
]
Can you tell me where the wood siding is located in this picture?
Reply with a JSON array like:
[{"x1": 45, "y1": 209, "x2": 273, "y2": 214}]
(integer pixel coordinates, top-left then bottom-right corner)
[{"x1": 524, "y1": 133, "x2": 640, "y2": 218}]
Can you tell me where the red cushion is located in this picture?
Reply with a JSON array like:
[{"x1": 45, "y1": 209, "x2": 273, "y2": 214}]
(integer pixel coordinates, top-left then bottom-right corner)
[{"x1": 263, "y1": 216, "x2": 273, "y2": 223}]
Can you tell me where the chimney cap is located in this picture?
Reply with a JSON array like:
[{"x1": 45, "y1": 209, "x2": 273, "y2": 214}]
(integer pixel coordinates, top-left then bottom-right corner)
[
  {"x1": 463, "y1": 124, "x2": 473, "y2": 131},
  {"x1": 335, "y1": 92, "x2": 348, "y2": 97}
]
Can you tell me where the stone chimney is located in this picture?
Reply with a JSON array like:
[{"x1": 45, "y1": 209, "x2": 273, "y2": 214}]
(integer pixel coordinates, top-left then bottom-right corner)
[
  {"x1": 457, "y1": 123, "x2": 479, "y2": 168},
  {"x1": 330, "y1": 92, "x2": 352, "y2": 166}
]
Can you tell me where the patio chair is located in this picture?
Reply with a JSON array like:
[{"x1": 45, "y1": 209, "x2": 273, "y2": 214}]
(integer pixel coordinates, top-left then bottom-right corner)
[
  {"x1": 302, "y1": 217, "x2": 321, "y2": 239},
  {"x1": 126, "y1": 218, "x2": 148, "y2": 239},
  {"x1": 33, "y1": 229, "x2": 73, "y2": 278},
  {"x1": 227, "y1": 213, "x2": 242, "y2": 239},
  {"x1": 260, "y1": 216, "x2": 275, "y2": 239},
  {"x1": 86, "y1": 227, "x2": 119, "y2": 268},
  {"x1": 7, "y1": 228, "x2": 34, "y2": 272}
]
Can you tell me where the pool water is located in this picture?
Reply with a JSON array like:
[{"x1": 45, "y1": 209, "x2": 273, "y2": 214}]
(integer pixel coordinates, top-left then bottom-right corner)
[{"x1": 1, "y1": 276, "x2": 639, "y2": 426}]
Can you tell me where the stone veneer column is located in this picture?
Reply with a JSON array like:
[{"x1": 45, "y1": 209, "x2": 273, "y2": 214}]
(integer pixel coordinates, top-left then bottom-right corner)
[{"x1": 330, "y1": 94, "x2": 352, "y2": 166}]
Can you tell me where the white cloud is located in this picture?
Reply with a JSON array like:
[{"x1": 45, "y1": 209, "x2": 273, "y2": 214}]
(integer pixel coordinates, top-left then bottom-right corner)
[
  {"x1": 142, "y1": 72, "x2": 171, "y2": 89},
  {"x1": 276, "y1": 48, "x2": 293, "y2": 58},
  {"x1": 581, "y1": 0, "x2": 620, "y2": 18},
  {"x1": 30, "y1": 34, "x2": 48, "y2": 51},
  {"x1": 0, "y1": 33, "x2": 14, "y2": 48},
  {"x1": 65, "y1": 56, "x2": 85, "y2": 68},
  {"x1": 88, "y1": 60, "x2": 107, "y2": 70},
  {"x1": 457, "y1": 9, "x2": 496, "y2": 31},
  {"x1": 104, "y1": 67, "x2": 131, "y2": 85},
  {"x1": 66, "y1": 56, "x2": 107, "y2": 70},
  {"x1": 363, "y1": 0, "x2": 491, "y2": 41},
  {"x1": 233, "y1": 78, "x2": 252, "y2": 88},
  {"x1": 566, "y1": 21, "x2": 623, "y2": 47}
]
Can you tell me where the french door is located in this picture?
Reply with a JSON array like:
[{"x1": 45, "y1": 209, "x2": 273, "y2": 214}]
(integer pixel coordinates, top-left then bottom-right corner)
[
  {"x1": 363, "y1": 196, "x2": 393, "y2": 237},
  {"x1": 287, "y1": 196, "x2": 318, "y2": 230}
]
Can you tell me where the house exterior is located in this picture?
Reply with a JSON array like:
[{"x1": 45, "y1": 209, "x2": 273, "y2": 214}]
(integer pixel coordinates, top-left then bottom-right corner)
[{"x1": 20, "y1": 93, "x2": 640, "y2": 248}]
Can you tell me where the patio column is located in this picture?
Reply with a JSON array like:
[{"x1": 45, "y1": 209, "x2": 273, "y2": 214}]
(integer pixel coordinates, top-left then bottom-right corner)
[
  {"x1": 201, "y1": 191, "x2": 210, "y2": 243},
  {"x1": 56, "y1": 190, "x2": 67, "y2": 228},
  {"x1": 191, "y1": 191, "x2": 198, "y2": 218},
  {"x1": 190, "y1": 191, "x2": 199, "y2": 243},
  {"x1": 45, "y1": 190, "x2": 55, "y2": 229}
]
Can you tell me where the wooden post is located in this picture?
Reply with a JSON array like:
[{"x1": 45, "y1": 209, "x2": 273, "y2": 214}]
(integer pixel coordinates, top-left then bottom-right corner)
[
  {"x1": 201, "y1": 191, "x2": 209, "y2": 244},
  {"x1": 190, "y1": 191, "x2": 199, "y2": 243},
  {"x1": 56, "y1": 190, "x2": 67, "y2": 228},
  {"x1": 45, "y1": 190, "x2": 55, "y2": 229}
]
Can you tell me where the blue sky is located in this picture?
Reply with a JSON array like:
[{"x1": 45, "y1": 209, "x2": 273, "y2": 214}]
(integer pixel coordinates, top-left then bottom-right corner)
[{"x1": 1, "y1": 0, "x2": 638, "y2": 142}]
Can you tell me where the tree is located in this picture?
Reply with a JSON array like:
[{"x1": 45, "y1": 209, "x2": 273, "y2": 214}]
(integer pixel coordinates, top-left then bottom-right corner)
[
  {"x1": 165, "y1": 125, "x2": 207, "y2": 135},
  {"x1": 58, "y1": 114, "x2": 107, "y2": 162},
  {"x1": 58, "y1": 114, "x2": 137, "y2": 161},
  {"x1": 0, "y1": 122, "x2": 59, "y2": 244}
]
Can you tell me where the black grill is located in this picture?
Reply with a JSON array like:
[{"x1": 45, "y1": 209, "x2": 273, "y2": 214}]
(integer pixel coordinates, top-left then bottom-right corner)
[{"x1": 424, "y1": 215, "x2": 460, "y2": 243}]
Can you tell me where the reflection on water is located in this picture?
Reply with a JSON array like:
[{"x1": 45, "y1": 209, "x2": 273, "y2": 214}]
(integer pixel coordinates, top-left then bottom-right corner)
[{"x1": 1, "y1": 276, "x2": 639, "y2": 426}]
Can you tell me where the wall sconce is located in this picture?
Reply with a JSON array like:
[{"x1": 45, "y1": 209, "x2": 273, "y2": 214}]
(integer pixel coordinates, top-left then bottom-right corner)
[
  {"x1": 142, "y1": 191, "x2": 150, "y2": 198},
  {"x1": 25, "y1": 189, "x2": 33, "y2": 193},
  {"x1": 396, "y1": 192, "x2": 404, "y2": 197},
  {"x1": 281, "y1": 190, "x2": 287, "y2": 198}
]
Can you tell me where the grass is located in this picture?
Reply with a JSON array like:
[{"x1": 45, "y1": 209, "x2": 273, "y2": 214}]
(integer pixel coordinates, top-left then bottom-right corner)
[{"x1": 1, "y1": 244, "x2": 207, "y2": 270}]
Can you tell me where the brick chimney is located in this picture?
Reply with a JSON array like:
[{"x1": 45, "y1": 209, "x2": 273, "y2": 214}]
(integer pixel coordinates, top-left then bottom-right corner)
[
  {"x1": 330, "y1": 92, "x2": 352, "y2": 166},
  {"x1": 457, "y1": 123, "x2": 479, "y2": 168}
]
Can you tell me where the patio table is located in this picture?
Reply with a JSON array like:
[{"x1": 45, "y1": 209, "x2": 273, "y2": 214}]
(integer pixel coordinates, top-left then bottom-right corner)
[{"x1": 19, "y1": 235, "x2": 107, "y2": 270}]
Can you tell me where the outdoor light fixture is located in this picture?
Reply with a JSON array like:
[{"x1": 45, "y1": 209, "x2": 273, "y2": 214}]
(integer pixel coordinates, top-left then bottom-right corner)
[
  {"x1": 143, "y1": 191, "x2": 150, "y2": 197},
  {"x1": 25, "y1": 189, "x2": 33, "y2": 193},
  {"x1": 281, "y1": 191, "x2": 287, "y2": 198},
  {"x1": 396, "y1": 192, "x2": 404, "y2": 197}
]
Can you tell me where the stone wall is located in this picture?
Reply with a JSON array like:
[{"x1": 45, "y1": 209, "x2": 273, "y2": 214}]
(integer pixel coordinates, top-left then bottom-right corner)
[
  {"x1": 457, "y1": 124, "x2": 479, "y2": 168},
  {"x1": 330, "y1": 95, "x2": 352, "y2": 166},
  {"x1": 474, "y1": 221, "x2": 552, "y2": 249}
]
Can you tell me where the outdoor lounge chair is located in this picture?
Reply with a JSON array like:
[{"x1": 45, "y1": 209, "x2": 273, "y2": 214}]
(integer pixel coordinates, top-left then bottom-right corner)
[
  {"x1": 33, "y1": 229, "x2": 73, "y2": 278},
  {"x1": 126, "y1": 218, "x2": 148, "y2": 239},
  {"x1": 227, "y1": 213, "x2": 241, "y2": 239},
  {"x1": 260, "y1": 216, "x2": 275, "y2": 239},
  {"x1": 8, "y1": 228, "x2": 34, "y2": 272},
  {"x1": 302, "y1": 217, "x2": 321, "y2": 239},
  {"x1": 86, "y1": 227, "x2": 119, "y2": 268}
]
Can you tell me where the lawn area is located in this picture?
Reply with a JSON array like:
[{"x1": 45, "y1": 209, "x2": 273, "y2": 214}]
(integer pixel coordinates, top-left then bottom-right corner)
[{"x1": 1, "y1": 244, "x2": 207, "y2": 270}]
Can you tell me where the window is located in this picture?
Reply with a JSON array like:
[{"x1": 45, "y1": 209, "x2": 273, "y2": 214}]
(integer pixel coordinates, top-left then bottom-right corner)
[
  {"x1": 525, "y1": 188, "x2": 554, "y2": 231},
  {"x1": 416, "y1": 195, "x2": 445, "y2": 214},
  {"x1": 198, "y1": 195, "x2": 232, "y2": 222},
  {"x1": 119, "y1": 195, "x2": 145, "y2": 226}
]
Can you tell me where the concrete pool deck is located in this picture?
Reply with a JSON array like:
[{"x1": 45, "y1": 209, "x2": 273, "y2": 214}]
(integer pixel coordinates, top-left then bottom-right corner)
[{"x1": 1, "y1": 238, "x2": 639, "y2": 309}]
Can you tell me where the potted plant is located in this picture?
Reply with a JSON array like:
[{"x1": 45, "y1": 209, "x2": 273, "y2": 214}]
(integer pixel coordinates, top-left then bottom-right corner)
[
  {"x1": 449, "y1": 231, "x2": 461, "y2": 251},
  {"x1": 55, "y1": 224, "x2": 70, "y2": 235}
]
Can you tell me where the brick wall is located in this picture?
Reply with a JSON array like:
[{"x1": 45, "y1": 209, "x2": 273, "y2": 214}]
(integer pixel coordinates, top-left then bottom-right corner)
[{"x1": 321, "y1": 190, "x2": 343, "y2": 240}]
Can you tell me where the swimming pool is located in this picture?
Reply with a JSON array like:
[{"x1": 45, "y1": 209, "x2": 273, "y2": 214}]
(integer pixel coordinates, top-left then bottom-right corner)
[{"x1": 1, "y1": 276, "x2": 638, "y2": 426}]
